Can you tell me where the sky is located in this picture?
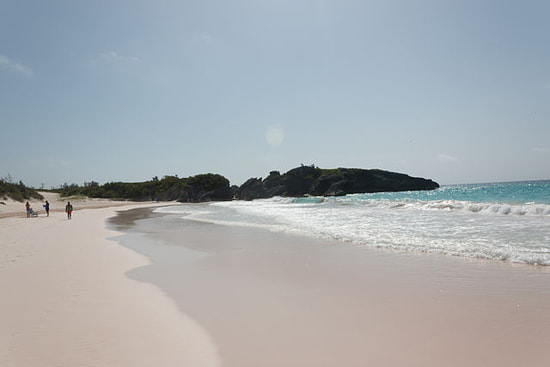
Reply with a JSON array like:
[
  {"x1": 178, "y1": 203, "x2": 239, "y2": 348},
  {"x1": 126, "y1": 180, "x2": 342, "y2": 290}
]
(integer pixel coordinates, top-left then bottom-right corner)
[{"x1": 1, "y1": 0, "x2": 549, "y2": 188}]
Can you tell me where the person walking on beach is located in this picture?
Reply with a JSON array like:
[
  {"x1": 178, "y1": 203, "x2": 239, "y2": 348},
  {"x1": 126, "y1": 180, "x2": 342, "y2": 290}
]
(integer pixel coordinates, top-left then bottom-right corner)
[
  {"x1": 25, "y1": 201, "x2": 31, "y2": 218},
  {"x1": 65, "y1": 202, "x2": 73, "y2": 220},
  {"x1": 43, "y1": 200, "x2": 50, "y2": 217}
]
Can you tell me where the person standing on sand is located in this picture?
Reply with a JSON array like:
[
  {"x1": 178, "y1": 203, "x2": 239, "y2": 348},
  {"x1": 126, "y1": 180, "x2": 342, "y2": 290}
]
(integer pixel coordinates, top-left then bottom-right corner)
[
  {"x1": 65, "y1": 201, "x2": 73, "y2": 220},
  {"x1": 25, "y1": 201, "x2": 31, "y2": 218},
  {"x1": 43, "y1": 200, "x2": 50, "y2": 217}
]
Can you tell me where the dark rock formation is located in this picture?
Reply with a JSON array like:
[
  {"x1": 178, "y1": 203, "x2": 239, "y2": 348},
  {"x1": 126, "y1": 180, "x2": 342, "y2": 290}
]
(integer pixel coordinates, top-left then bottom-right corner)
[
  {"x1": 177, "y1": 174, "x2": 232, "y2": 202},
  {"x1": 236, "y1": 178, "x2": 268, "y2": 200},
  {"x1": 68, "y1": 166, "x2": 438, "y2": 203},
  {"x1": 235, "y1": 166, "x2": 439, "y2": 200}
]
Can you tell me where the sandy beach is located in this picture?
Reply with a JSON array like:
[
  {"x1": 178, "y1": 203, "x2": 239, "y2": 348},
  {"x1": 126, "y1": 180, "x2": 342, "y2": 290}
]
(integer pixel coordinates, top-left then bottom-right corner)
[
  {"x1": 0, "y1": 191, "x2": 136, "y2": 219},
  {"x1": 0, "y1": 196, "x2": 221, "y2": 367},
  {"x1": 1, "y1": 197, "x2": 549, "y2": 366}
]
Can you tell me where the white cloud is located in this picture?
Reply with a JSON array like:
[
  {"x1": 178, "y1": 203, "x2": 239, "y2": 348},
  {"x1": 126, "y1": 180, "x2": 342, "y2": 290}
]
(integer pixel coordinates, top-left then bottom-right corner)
[
  {"x1": 531, "y1": 147, "x2": 548, "y2": 153},
  {"x1": 99, "y1": 51, "x2": 142, "y2": 64},
  {"x1": 437, "y1": 153, "x2": 459, "y2": 163},
  {"x1": 0, "y1": 54, "x2": 34, "y2": 76}
]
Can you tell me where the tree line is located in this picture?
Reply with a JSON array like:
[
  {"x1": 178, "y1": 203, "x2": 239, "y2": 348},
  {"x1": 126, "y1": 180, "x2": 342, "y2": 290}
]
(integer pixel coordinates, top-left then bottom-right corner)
[
  {"x1": 1, "y1": 173, "x2": 232, "y2": 203},
  {"x1": 55, "y1": 173, "x2": 232, "y2": 202}
]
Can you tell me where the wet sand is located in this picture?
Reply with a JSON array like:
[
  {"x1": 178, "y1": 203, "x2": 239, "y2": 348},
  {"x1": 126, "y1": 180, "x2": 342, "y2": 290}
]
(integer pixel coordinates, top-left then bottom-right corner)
[{"x1": 111, "y1": 206, "x2": 550, "y2": 367}]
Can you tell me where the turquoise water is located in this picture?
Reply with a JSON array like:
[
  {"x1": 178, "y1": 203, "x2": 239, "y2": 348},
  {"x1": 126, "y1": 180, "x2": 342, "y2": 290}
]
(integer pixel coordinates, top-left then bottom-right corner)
[
  {"x1": 351, "y1": 180, "x2": 550, "y2": 205},
  {"x1": 157, "y1": 180, "x2": 550, "y2": 265}
]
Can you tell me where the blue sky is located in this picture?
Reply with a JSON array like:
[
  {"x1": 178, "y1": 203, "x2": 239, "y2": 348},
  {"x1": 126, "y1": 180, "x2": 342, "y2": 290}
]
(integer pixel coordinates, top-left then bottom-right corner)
[{"x1": 1, "y1": 0, "x2": 549, "y2": 188}]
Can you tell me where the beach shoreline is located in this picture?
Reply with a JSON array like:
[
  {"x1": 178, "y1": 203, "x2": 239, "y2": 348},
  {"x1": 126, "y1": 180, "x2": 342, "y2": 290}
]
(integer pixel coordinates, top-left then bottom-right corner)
[
  {"x1": 2, "y1": 200, "x2": 549, "y2": 366},
  {"x1": 112, "y1": 205, "x2": 550, "y2": 367},
  {"x1": 0, "y1": 200, "x2": 221, "y2": 367}
]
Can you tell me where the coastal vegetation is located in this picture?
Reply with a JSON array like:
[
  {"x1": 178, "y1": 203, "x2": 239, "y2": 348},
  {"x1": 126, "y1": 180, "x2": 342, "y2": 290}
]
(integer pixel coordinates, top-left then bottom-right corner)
[
  {"x1": 1, "y1": 165, "x2": 440, "y2": 202},
  {"x1": 0, "y1": 177, "x2": 44, "y2": 202},
  {"x1": 55, "y1": 173, "x2": 231, "y2": 202}
]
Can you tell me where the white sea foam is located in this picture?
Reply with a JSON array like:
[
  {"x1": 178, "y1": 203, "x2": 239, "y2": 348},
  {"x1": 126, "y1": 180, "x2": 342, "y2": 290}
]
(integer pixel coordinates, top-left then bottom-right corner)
[{"x1": 155, "y1": 182, "x2": 550, "y2": 265}]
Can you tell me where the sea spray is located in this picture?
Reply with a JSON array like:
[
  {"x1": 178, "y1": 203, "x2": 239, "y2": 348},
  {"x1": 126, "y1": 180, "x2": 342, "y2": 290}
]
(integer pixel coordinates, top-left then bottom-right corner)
[{"x1": 155, "y1": 180, "x2": 550, "y2": 265}]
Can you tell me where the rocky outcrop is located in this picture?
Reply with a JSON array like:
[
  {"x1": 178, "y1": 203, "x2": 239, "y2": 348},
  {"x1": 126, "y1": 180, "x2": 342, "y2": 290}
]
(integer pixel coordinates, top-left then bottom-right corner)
[
  {"x1": 57, "y1": 166, "x2": 438, "y2": 203},
  {"x1": 176, "y1": 174, "x2": 232, "y2": 202},
  {"x1": 235, "y1": 166, "x2": 439, "y2": 200}
]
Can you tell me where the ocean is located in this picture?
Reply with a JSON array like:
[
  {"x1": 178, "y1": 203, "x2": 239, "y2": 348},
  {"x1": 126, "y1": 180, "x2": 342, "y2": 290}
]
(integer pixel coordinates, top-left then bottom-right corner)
[{"x1": 155, "y1": 180, "x2": 550, "y2": 266}]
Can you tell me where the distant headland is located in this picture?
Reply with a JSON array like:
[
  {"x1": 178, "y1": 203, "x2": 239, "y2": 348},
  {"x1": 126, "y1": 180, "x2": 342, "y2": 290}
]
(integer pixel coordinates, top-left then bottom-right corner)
[
  {"x1": 1, "y1": 165, "x2": 439, "y2": 203},
  {"x1": 236, "y1": 165, "x2": 439, "y2": 200}
]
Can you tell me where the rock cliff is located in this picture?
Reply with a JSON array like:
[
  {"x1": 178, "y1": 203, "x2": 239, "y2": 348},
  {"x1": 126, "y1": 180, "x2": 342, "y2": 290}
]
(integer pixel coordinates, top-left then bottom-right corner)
[{"x1": 235, "y1": 166, "x2": 439, "y2": 200}]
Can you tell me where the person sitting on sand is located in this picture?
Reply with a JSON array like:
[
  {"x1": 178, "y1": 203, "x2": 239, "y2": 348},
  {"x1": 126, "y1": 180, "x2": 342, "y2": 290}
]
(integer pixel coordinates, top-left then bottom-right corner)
[
  {"x1": 43, "y1": 200, "x2": 50, "y2": 217},
  {"x1": 65, "y1": 202, "x2": 73, "y2": 220}
]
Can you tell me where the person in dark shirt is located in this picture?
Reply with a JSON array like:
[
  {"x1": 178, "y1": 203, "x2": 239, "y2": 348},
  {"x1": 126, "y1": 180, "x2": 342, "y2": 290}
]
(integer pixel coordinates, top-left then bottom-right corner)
[{"x1": 65, "y1": 202, "x2": 73, "y2": 220}]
